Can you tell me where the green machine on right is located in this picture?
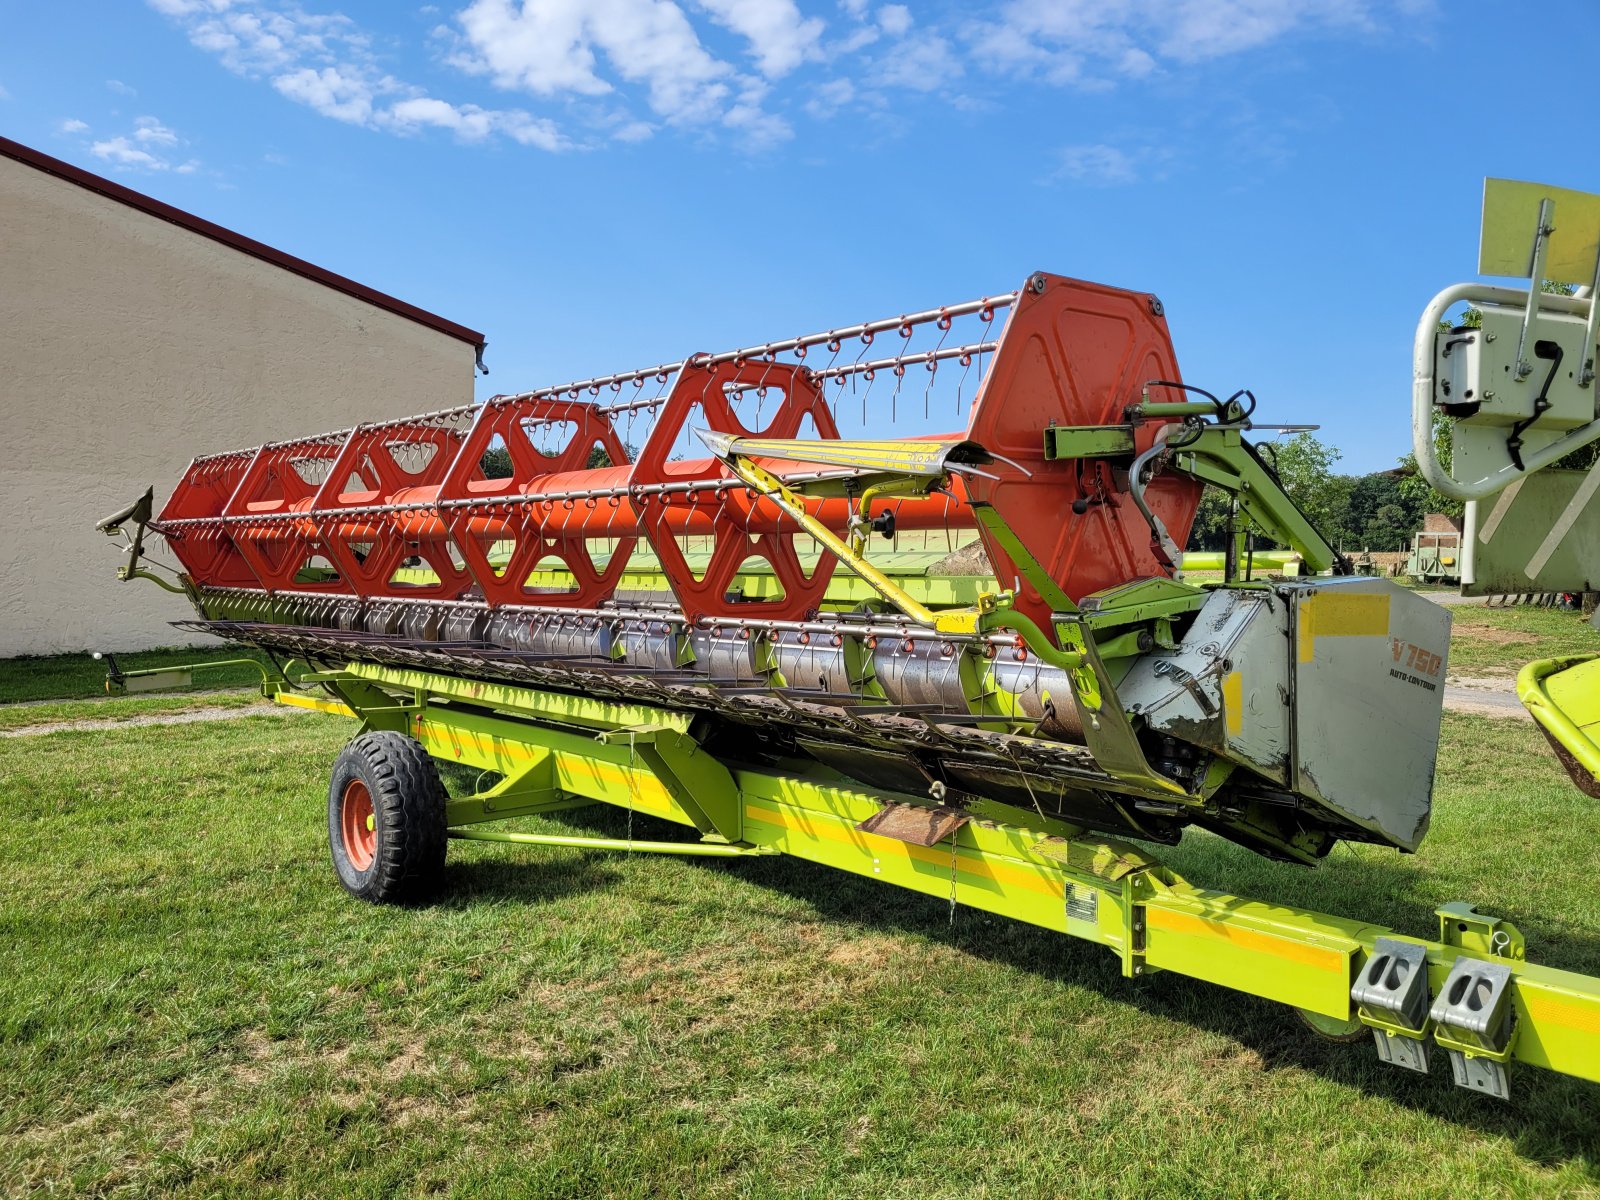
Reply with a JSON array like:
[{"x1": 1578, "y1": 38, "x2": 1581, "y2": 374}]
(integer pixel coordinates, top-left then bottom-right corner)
[{"x1": 1417, "y1": 178, "x2": 1600, "y2": 797}]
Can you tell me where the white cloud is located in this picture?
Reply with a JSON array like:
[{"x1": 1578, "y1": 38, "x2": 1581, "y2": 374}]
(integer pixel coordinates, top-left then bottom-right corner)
[
  {"x1": 134, "y1": 115, "x2": 180, "y2": 144},
  {"x1": 386, "y1": 95, "x2": 569, "y2": 149},
  {"x1": 389, "y1": 95, "x2": 485, "y2": 135},
  {"x1": 613, "y1": 118, "x2": 654, "y2": 141},
  {"x1": 877, "y1": 4, "x2": 910, "y2": 36},
  {"x1": 1055, "y1": 142, "x2": 1141, "y2": 185},
  {"x1": 107, "y1": 79, "x2": 138, "y2": 96},
  {"x1": 91, "y1": 136, "x2": 169, "y2": 170},
  {"x1": 872, "y1": 31, "x2": 960, "y2": 92},
  {"x1": 595, "y1": 0, "x2": 732, "y2": 123},
  {"x1": 149, "y1": 0, "x2": 576, "y2": 151},
  {"x1": 453, "y1": 0, "x2": 610, "y2": 97},
  {"x1": 696, "y1": 0, "x2": 824, "y2": 77},
  {"x1": 831, "y1": 24, "x2": 877, "y2": 53},
  {"x1": 176, "y1": 5, "x2": 352, "y2": 74},
  {"x1": 273, "y1": 66, "x2": 376, "y2": 124},
  {"x1": 971, "y1": 0, "x2": 1387, "y2": 85},
  {"x1": 1051, "y1": 139, "x2": 1176, "y2": 186},
  {"x1": 451, "y1": 0, "x2": 793, "y2": 143},
  {"x1": 495, "y1": 110, "x2": 569, "y2": 149},
  {"x1": 0, "y1": 83, "x2": 10, "y2": 101},
  {"x1": 143, "y1": 0, "x2": 1401, "y2": 156},
  {"x1": 803, "y1": 75, "x2": 852, "y2": 117},
  {"x1": 81, "y1": 113, "x2": 200, "y2": 173},
  {"x1": 721, "y1": 79, "x2": 791, "y2": 144}
]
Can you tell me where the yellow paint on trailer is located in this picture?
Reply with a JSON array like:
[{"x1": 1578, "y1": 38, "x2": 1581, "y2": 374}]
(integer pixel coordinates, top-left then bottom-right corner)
[
  {"x1": 1144, "y1": 903, "x2": 1355, "y2": 1017},
  {"x1": 745, "y1": 801, "x2": 1066, "y2": 901},
  {"x1": 1296, "y1": 591, "x2": 1391, "y2": 663},
  {"x1": 1491, "y1": 964, "x2": 1600, "y2": 1084},
  {"x1": 1521, "y1": 989, "x2": 1600, "y2": 1037},
  {"x1": 272, "y1": 691, "x2": 354, "y2": 717},
  {"x1": 1222, "y1": 670, "x2": 1243, "y2": 737},
  {"x1": 736, "y1": 796, "x2": 1132, "y2": 951},
  {"x1": 411, "y1": 716, "x2": 687, "y2": 821}
]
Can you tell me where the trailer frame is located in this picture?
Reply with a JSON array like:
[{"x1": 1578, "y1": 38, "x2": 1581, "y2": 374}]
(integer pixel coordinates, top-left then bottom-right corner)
[{"x1": 279, "y1": 660, "x2": 1600, "y2": 1099}]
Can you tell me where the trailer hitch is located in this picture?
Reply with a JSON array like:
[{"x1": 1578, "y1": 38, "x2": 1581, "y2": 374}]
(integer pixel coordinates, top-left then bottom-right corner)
[{"x1": 93, "y1": 650, "x2": 280, "y2": 696}]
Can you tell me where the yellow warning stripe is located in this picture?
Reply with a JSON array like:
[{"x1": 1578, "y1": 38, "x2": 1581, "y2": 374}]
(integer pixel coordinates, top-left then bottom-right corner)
[
  {"x1": 745, "y1": 801, "x2": 1064, "y2": 899},
  {"x1": 1522, "y1": 989, "x2": 1600, "y2": 1036},
  {"x1": 738, "y1": 438, "x2": 960, "y2": 474},
  {"x1": 1146, "y1": 906, "x2": 1347, "y2": 974}
]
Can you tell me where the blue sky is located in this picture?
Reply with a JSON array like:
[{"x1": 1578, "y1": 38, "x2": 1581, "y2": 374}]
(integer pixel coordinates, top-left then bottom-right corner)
[{"x1": 4, "y1": 0, "x2": 1597, "y2": 472}]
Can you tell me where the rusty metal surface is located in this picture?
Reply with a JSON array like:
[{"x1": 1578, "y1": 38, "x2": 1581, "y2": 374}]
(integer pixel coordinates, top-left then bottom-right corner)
[{"x1": 855, "y1": 803, "x2": 970, "y2": 847}]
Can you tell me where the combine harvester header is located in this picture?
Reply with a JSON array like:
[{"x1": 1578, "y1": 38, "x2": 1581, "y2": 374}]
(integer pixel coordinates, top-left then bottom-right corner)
[{"x1": 100, "y1": 181, "x2": 1600, "y2": 1101}]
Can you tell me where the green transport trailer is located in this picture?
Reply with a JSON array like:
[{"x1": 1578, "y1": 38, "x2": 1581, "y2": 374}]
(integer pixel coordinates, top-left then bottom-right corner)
[{"x1": 1404, "y1": 529, "x2": 1464, "y2": 586}]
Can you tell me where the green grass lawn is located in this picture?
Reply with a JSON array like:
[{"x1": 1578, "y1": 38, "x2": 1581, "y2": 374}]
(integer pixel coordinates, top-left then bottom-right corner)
[
  {"x1": 1447, "y1": 605, "x2": 1600, "y2": 676},
  {"x1": 3, "y1": 685, "x2": 1600, "y2": 1193}
]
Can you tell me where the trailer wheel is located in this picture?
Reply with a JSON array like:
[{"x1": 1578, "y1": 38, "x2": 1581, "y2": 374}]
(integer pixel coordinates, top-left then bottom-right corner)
[
  {"x1": 1294, "y1": 1006, "x2": 1368, "y2": 1043},
  {"x1": 328, "y1": 731, "x2": 447, "y2": 904}
]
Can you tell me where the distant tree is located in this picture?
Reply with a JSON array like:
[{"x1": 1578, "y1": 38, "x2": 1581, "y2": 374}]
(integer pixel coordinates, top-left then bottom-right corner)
[
  {"x1": 1187, "y1": 486, "x2": 1234, "y2": 552},
  {"x1": 1397, "y1": 413, "x2": 1464, "y2": 522},
  {"x1": 1269, "y1": 433, "x2": 1349, "y2": 546},
  {"x1": 1344, "y1": 472, "x2": 1424, "y2": 549},
  {"x1": 480, "y1": 441, "x2": 633, "y2": 479},
  {"x1": 481, "y1": 445, "x2": 513, "y2": 478},
  {"x1": 1363, "y1": 503, "x2": 1411, "y2": 552},
  {"x1": 1182, "y1": 434, "x2": 1350, "y2": 554},
  {"x1": 1347, "y1": 473, "x2": 1397, "y2": 536}
]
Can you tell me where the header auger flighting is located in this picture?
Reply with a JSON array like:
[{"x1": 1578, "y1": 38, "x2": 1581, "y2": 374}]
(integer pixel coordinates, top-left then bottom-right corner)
[{"x1": 104, "y1": 188, "x2": 1600, "y2": 1101}]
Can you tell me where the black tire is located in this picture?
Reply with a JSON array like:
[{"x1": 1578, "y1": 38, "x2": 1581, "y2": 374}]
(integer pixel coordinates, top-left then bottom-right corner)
[{"x1": 328, "y1": 731, "x2": 447, "y2": 904}]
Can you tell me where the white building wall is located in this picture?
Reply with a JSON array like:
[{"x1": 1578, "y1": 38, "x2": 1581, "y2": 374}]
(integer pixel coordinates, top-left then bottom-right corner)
[{"x1": 0, "y1": 154, "x2": 477, "y2": 657}]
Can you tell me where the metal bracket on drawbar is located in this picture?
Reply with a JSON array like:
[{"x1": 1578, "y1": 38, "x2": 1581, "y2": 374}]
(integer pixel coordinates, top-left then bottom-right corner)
[{"x1": 1350, "y1": 938, "x2": 1432, "y2": 1074}]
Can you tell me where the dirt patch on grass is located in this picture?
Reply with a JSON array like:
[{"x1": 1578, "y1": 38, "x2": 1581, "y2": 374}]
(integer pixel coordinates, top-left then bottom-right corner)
[
  {"x1": 604, "y1": 930, "x2": 953, "y2": 1039},
  {"x1": 381, "y1": 1042, "x2": 430, "y2": 1082},
  {"x1": 0, "y1": 702, "x2": 295, "y2": 738},
  {"x1": 824, "y1": 934, "x2": 902, "y2": 969},
  {"x1": 215, "y1": 1027, "x2": 476, "y2": 1128},
  {"x1": 1454, "y1": 625, "x2": 1531, "y2": 646}
]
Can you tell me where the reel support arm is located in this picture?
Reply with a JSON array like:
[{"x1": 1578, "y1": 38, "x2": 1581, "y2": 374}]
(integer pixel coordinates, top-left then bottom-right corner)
[{"x1": 1043, "y1": 421, "x2": 1348, "y2": 577}]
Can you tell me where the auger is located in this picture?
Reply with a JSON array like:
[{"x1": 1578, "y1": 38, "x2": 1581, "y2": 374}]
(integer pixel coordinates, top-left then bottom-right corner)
[{"x1": 100, "y1": 181, "x2": 1600, "y2": 1099}]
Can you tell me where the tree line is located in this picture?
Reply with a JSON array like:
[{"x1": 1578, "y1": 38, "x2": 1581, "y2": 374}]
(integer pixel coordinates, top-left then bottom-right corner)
[{"x1": 1187, "y1": 432, "x2": 1440, "y2": 554}]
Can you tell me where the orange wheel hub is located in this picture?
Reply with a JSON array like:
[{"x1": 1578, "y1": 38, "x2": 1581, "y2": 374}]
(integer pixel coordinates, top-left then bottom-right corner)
[{"x1": 340, "y1": 779, "x2": 376, "y2": 871}]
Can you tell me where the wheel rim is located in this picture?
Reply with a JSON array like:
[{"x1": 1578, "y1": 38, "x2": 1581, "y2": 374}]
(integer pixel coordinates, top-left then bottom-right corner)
[
  {"x1": 340, "y1": 779, "x2": 376, "y2": 871},
  {"x1": 1294, "y1": 1006, "x2": 1368, "y2": 1043}
]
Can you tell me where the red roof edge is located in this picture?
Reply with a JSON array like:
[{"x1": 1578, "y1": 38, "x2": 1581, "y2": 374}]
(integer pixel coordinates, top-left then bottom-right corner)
[{"x1": 0, "y1": 135, "x2": 485, "y2": 348}]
